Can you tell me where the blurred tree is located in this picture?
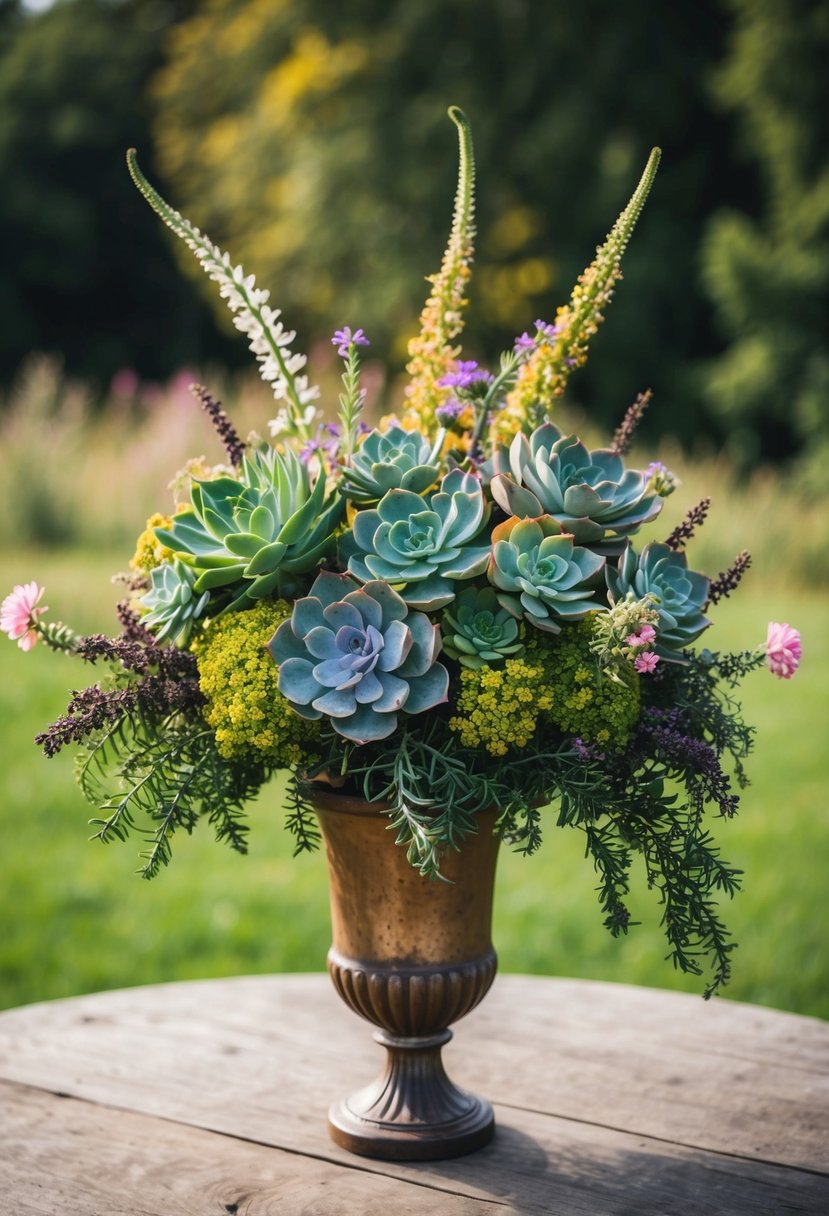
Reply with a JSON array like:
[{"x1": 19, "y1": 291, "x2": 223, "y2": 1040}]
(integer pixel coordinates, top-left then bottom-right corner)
[
  {"x1": 0, "y1": 0, "x2": 238, "y2": 390},
  {"x1": 701, "y1": 0, "x2": 829, "y2": 470},
  {"x1": 151, "y1": 0, "x2": 740, "y2": 441}
]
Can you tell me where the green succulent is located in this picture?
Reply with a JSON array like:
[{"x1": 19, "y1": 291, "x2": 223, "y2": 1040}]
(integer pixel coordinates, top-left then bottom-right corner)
[
  {"x1": 488, "y1": 422, "x2": 662, "y2": 551},
  {"x1": 347, "y1": 468, "x2": 492, "y2": 610},
  {"x1": 340, "y1": 424, "x2": 445, "y2": 504},
  {"x1": 441, "y1": 586, "x2": 525, "y2": 668},
  {"x1": 606, "y1": 541, "x2": 710, "y2": 655},
  {"x1": 488, "y1": 515, "x2": 606, "y2": 633},
  {"x1": 269, "y1": 571, "x2": 448, "y2": 744},
  {"x1": 154, "y1": 448, "x2": 343, "y2": 609},
  {"x1": 139, "y1": 558, "x2": 210, "y2": 645}
]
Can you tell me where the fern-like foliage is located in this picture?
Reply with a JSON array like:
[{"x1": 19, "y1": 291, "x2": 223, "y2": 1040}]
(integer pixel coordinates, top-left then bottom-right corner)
[{"x1": 77, "y1": 707, "x2": 269, "y2": 879}]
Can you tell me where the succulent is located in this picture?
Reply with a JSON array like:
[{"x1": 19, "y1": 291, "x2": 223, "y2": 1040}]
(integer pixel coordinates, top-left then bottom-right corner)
[
  {"x1": 441, "y1": 586, "x2": 525, "y2": 668},
  {"x1": 487, "y1": 422, "x2": 662, "y2": 550},
  {"x1": 340, "y1": 424, "x2": 445, "y2": 504},
  {"x1": 347, "y1": 468, "x2": 492, "y2": 610},
  {"x1": 154, "y1": 447, "x2": 343, "y2": 609},
  {"x1": 488, "y1": 515, "x2": 605, "y2": 633},
  {"x1": 606, "y1": 541, "x2": 710, "y2": 654},
  {"x1": 269, "y1": 571, "x2": 448, "y2": 744},
  {"x1": 139, "y1": 558, "x2": 210, "y2": 645}
]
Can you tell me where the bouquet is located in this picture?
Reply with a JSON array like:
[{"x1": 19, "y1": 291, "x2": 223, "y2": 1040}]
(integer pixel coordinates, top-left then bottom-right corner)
[{"x1": 3, "y1": 108, "x2": 800, "y2": 998}]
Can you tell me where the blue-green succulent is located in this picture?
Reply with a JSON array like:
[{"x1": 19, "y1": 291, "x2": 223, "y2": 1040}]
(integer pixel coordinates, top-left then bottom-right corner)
[
  {"x1": 441, "y1": 586, "x2": 525, "y2": 669},
  {"x1": 269, "y1": 571, "x2": 448, "y2": 744},
  {"x1": 606, "y1": 541, "x2": 710, "y2": 655},
  {"x1": 488, "y1": 515, "x2": 605, "y2": 632},
  {"x1": 347, "y1": 468, "x2": 492, "y2": 610},
  {"x1": 488, "y1": 422, "x2": 662, "y2": 550},
  {"x1": 340, "y1": 424, "x2": 445, "y2": 504},
  {"x1": 153, "y1": 448, "x2": 343, "y2": 609},
  {"x1": 139, "y1": 557, "x2": 210, "y2": 645}
]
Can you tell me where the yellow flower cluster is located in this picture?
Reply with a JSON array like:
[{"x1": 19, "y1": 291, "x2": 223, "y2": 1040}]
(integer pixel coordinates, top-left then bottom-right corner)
[
  {"x1": 403, "y1": 110, "x2": 475, "y2": 435},
  {"x1": 130, "y1": 513, "x2": 175, "y2": 572},
  {"x1": 448, "y1": 655, "x2": 554, "y2": 756},
  {"x1": 448, "y1": 621, "x2": 641, "y2": 755},
  {"x1": 541, "y1": 620, "x2": 640, "y2": 748},
  {"x1": 195, "y1": 601, "x2": 319, "y2": 765}
]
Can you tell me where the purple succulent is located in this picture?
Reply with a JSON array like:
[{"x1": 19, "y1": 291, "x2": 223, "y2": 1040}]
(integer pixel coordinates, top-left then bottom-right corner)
[{"x1": 269, "y1": 572, "x2": 448, "y2": 744}]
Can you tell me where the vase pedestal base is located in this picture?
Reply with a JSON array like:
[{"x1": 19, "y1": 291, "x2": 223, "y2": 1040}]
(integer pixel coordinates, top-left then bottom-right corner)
[{"x1": 327, "y1": 1028, "x2": 495, "y2": 1161}]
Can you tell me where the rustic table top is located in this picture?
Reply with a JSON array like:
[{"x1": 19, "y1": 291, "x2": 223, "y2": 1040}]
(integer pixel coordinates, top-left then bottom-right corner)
[{"x1": 0, "y1": 973, "x2": 827, "y2": 1215}]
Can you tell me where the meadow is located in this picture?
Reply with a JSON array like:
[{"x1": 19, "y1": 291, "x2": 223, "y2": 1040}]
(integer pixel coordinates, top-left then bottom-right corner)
[{"x1": 1, "y1": 362, "x2": 827, "y2": 1018}]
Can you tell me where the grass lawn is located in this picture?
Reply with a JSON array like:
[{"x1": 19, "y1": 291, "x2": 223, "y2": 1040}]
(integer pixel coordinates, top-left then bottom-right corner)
[{"x1": 2, "y1": 546, "x2": 827, "y2": 1018}]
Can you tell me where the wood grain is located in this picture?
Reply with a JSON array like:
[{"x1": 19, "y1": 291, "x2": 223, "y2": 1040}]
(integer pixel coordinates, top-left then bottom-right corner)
[{"x1": 1, "y1": 975, "x2": 828, "y2": 1214}]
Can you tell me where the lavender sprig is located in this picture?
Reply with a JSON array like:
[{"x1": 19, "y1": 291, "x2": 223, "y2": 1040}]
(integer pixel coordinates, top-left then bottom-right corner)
[
  {"x1": 610, "y1": 389, "x2": 652, "y2": 455},
  {"x1": 190, "y1": 384, "x2": 245, "y2": 468},
  {"x1": 665, "y1": 497, "x2": 711, "y2": 551},
  {"x1": 708, "y1": 551, "x2": 752, "y2": 605}
]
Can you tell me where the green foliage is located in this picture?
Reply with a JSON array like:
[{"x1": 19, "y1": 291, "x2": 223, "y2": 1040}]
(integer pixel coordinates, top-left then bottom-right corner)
[
  {"x1": 149, "y1": 1, "x2": 737, "y2": 441},
  {"x1": 0, "y1": 0, "x2": 229, "y2": 386},
  {"x1": 701, "y1": 0, "x2": 829, "y2": 471},
  {"x1": 3, "y1": 547, "x2": 827, "y2": 1016},
  {"x1": 537, "y1": 622, "x2": 641, "y2": 748},
  {"x1": 77, "y1": 707, "x2": 267, "y2": 880}
]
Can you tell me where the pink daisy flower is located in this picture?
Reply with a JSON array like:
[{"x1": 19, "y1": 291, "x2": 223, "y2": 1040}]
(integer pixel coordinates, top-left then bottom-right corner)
[
  {"x1": 765, "y1": 622, "x2": 801, "y2": 680},
  {"x1": 625, "y1": 624, "x2": 657, "y2": 648},
  {"x1": 634, "y1": 652, "x2": 660, "y2": 674},
  {"x1": 0, "y1": 581, "x2": 48, "y2": 652}
]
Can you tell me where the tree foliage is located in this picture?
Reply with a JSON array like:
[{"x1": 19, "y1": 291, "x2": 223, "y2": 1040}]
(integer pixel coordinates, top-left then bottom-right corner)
[
  {"x1": 701, "y1": 0, "x2": 829, "y2": 471},
  {"x1": 0, "y1": 0, "x2": 235, "y2": 387},
  {"x1": 151, "y1": 0, "x2": 736, "y2": 441}
]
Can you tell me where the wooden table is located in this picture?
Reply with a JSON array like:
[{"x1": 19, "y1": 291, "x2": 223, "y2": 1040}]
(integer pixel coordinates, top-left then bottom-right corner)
[{"x1": 0, "y1": 974, "x2": 827, "y2": 1214}]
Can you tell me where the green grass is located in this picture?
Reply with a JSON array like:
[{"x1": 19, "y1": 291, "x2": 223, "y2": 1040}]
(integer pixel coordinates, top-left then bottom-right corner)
[{"x1": 2, "y1": 547, "x2": 827, "y2": 1018}]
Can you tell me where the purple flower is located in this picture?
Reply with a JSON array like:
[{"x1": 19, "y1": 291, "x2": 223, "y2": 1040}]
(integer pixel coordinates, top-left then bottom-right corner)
[
  {"x1": 299, "y1": 421, "x2": 341, "y2": 464},
  {"x1": 534, "y1": 319, "x2": 562, "y2": 340},
  {"x1": 514, "y1": 332, "x2": 536, "y2": 354},
  {"x1": 438, "y1": 360, "x2": 493, "y2": 390},
  {"x1": 435, "y1": 398, "x2": 467, "y2": 424},
  {"x1": 332, "y1": 327, "x2": 370, "y2": 358}
]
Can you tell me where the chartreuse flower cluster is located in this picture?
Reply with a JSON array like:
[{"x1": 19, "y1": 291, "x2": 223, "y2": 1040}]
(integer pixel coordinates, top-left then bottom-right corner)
[
  {"x1": 195, "y1": 599, "x2": 319, "y2": 766},
  {"x1": 4, "y1": 105, "x2": 801, "y2": 997}
]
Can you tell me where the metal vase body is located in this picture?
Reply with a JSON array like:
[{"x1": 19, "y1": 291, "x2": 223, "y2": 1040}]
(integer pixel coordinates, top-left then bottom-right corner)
[{"x1": 312, "y1": 790, "x2": 499, "y2": 1161}]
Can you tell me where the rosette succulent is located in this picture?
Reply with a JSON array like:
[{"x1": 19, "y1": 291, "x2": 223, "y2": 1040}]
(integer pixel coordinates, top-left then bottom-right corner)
[
  {"x1": 269, "y1": 571, "x2": 449, "y2": 744},
  {"x1": 441, "y1": 586, "x2": 525, "y2": 669},
  {"x1": 488, "y1": 422, "x2": 662, "y2": 549},
  {"x1": 340, "y1": 424, "x2": 445, "y2": 504},
  {"x1": 347, "y1": 468, "x2": 492, "y2": 610},
  {"x1": 488, "y1": 515, "x2": 605, "y2": 632},
  {"x1": 606, "y1": 541, "x2": 710, "y2": 655},
  {"x1": 140, "y1": 557, "x2": 210, "y2": 645},
  {"x1": 154, "y1": 448, "x2": 343, "y2": 609}
]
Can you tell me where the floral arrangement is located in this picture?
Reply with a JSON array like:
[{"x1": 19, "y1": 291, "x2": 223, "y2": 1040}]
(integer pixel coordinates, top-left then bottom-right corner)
[{"x1": 3, "y1": 109, "x2": 801, "y2": 997}]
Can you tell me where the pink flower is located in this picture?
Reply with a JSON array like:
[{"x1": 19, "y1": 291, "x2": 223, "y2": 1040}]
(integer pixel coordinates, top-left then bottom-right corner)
[
  {"x1": 634, "y1": 652, "x2": 660, "y2": 674},
  {"x1": 625, "y1": 624, "x2": 657, "y2": 648},
  {"x1": 0, "y1": 581, "x2": 48, "y2": 651},
  {"x1": 765, "y1": 622, "x2": 801, "y2": 679}
]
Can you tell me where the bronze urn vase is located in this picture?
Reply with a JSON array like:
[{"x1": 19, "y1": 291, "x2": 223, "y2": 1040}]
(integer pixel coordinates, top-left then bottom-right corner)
[{"x1": 310, "y1": 789, "x2": 500, "y2": 1161}]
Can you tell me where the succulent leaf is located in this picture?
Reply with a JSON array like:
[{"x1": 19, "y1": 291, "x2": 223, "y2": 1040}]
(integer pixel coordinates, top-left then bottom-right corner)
[
  {"x1": 155, "y1": 448, "x2": 343, "y2": 608},
  {"x1": 341, "y1": 425, "x2": 445, "y2": 504},
  {"x1": 487, "y1": 422, "x2": 663, "y2": 551},
  {"x1": 269, "y1": 573, "x2": 449, "y2": 744},
  {"x1": 487, "y1": 515, "x2": 605, "y2": 632},
  {"x1": 606, "y1": 541, "x2": 710, "y2": 656},
  {"x1": 139, "y1": 558, "x2": 210, "y2": 645},
  {"x1": 441, "y1": 586, "x2": 525, "y2": 669}
]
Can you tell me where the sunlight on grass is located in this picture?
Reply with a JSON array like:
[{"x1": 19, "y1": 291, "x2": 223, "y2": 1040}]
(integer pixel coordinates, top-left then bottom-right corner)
[{"x1": 2, "y1": 546, "x2": 826, "y2": 1017}]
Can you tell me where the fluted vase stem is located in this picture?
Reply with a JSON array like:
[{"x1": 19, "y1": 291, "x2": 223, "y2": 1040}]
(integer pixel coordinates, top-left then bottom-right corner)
[{"x1": 310, "y1": 791, "x2": 500, "y2": 1161}]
